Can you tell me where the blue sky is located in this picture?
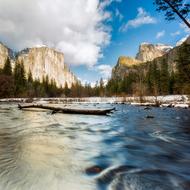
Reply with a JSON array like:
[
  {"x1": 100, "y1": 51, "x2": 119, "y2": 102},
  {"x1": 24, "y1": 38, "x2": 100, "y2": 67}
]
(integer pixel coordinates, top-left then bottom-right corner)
[{"x1": 71, "y1": 0, "x2": 190, "y2": 85}]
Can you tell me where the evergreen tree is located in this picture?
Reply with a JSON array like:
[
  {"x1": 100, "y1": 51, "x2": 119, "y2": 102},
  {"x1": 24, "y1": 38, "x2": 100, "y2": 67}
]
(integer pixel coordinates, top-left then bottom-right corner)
[
  {"x1": 160, "y1": 58, "x2": 169, "y2": 94},
  {"x1": 64, "y1": 81, "x2": 70, "y2": 97},
  {"x1": 0, "y1": 75, "x2": 14, "y2": 98},
  {"x1": 3, "y1": 57, "x2": 12, "y2": 76},
  {"x1": 99, "y1": 78, "x2": 104, "y2": 97},
  {"x1": 27, "y1": 70, "x2": 33, "y2": 83},
  {"x1": 152, "y1": 61, "x2": 161, "y2": 96},
  {"x1": 14, "y1": 61, "x2": 27, "y2": 96},
  {"x1": 146, "y1": 62, "x2": 154, "y2": 94},
  {"x1": 169, "y1": 70, "x2": 176, "y2": 94},
  {"x1": 176, "y1": 43, "x2": 190, "y2": 93}
]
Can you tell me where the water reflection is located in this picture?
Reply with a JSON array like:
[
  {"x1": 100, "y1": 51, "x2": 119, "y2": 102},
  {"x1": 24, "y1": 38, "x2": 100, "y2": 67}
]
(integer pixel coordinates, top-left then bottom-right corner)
[
  {"x1": 0, "y1": 104, "x2": 190, "y2": 190},
  {"x1": 0, "y1": 107, "x2": 95, "y2": 190}
]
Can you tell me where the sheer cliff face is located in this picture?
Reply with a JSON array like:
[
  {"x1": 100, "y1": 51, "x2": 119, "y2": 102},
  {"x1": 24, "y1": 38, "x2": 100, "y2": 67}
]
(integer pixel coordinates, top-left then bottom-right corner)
[
  {"x1": 17, "y1": 47, "x2": 77, "y2": 87},
  {"x1": 0, "y1": 44, "x2": 77, "y2": 88},
  {"x1": 112, "y1": 56, "x2": 141, "y2": 79},
  {"x1": 0, "y1": 43, "x2": 9, "y2": 69},
  {"x1": 136, "y1": 43, "x2": 173, "y2": 62}
]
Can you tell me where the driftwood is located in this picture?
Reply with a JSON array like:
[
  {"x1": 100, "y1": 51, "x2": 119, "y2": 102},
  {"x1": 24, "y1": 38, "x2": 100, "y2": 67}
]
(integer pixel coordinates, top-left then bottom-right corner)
[{"x1": 18, "y1": 104, "x2": 115, "y2": 115}]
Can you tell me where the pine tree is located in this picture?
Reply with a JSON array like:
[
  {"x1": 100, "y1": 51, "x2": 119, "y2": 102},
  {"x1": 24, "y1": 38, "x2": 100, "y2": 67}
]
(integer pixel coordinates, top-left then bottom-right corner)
[
  {"x1": 99, "y1": 78, "x2": 104, "y2": 97},
  {"x1": 176, "y1": 43, "x2": 190, "y2": 93},
  {"x1": 14, "y1": 61, "x2": 27, "y2": 96},
  {"x1": 3, "y1": 57, "x2": 12, "y2": 76},
  {"x1": 64, "y1": 81, "x2": 70, "y2": 97},
  {"x1": 169, "y1": 70, "x2": 176, "y2": 94},
  {"x1": 160, "y1": 58, "x2": 169, "y2": 94},
  {"x1": 152, "y1": 61, "x2": 161, "y2": 96},
  {"x1": 28, "y1": 70, "x2": 33, "y2": 83}
]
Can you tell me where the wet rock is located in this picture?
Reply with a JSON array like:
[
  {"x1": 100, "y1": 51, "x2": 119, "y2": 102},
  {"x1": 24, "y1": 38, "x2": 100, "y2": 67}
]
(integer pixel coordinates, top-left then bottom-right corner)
[
  {"x1": 144, "y1": 106, "x2": 151, "y2": 110},
  {"x1": 85, "y1": 165, "x2": 104, "y2": 175},
  {"x1": 146, "y1": 115, "x2": 154, "y2": 119}
]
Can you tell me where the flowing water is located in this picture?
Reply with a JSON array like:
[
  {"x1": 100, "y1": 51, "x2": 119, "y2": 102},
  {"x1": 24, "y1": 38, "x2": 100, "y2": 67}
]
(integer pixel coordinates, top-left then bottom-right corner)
[{"x1": 0, "y1": 103, "x2": 190, "y2": 190}]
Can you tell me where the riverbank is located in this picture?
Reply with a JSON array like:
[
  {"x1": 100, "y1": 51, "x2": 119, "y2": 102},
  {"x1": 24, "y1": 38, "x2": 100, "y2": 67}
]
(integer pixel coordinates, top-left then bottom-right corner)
[{"x1": 0, "y1": 95, "x2": 189, "y2": 108}]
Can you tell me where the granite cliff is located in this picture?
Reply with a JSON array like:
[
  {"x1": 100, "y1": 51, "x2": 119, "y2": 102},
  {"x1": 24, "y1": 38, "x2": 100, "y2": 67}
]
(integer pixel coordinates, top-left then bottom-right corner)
[
  {"x1": 0, "y1": 44, "x2": 77, "y2": 88},
  {"x1": 136, "y1": 43, "x2": 173, "y2": 62}
]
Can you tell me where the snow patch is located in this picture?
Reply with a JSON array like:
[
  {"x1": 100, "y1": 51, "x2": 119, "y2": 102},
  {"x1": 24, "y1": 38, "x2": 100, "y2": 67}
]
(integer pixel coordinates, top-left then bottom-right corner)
[{"x1": 176, "y1": 35, "x2": 189, "y2": 46}]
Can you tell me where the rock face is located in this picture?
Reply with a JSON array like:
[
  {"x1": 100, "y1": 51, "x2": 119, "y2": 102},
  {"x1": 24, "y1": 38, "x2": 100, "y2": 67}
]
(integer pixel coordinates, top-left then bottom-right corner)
[
  {"x1": 0, "y1": 43, "x2": 77, "y2": 88},
  {"x1": 0, "y1": 43, "x2": 9, "y2": 69},
  {"x1": 136, "y1": 43, "x2": 173, "y2": 62},
  {"x1": 112, "y1": 56, "x2": 141, "y2": 79},
  {"x1": 17, "y1": 47, "x2": 77, "y2": 87}
]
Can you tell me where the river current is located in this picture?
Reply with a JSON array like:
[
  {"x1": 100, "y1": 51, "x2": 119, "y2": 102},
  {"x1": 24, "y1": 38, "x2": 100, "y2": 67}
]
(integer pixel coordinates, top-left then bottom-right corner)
[{"x1": 0, "y1": 103, "x2": 190, "y2": 190}]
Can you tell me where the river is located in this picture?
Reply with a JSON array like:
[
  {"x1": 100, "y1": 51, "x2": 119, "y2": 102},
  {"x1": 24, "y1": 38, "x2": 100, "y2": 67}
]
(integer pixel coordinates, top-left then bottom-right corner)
[{"x1": 0, "y1": 103, "x2": 190, "y2": 190}]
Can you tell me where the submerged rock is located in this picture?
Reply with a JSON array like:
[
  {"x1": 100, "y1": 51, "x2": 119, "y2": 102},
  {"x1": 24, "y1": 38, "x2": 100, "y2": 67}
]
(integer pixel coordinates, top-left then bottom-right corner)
[
  {"x1": 146, "y1": 115, "x2": 154, "y2": 119},
  {"x1": 85, "y1": 165, "x2": 104, "y2": 175}
]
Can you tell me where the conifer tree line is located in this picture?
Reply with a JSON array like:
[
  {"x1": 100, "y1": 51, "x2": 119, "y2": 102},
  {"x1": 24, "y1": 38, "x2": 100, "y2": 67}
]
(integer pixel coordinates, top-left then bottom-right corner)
[
  {"x1": 0, "y1": 59, "x2": 63, "y2": 98},
  {"x1": 0, "y1": 42, "x2": 189, "y2": 98}
]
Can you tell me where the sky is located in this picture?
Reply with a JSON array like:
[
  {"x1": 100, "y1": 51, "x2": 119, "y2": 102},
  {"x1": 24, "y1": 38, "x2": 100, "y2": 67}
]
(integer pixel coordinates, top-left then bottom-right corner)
[{"x1": 0, "y1": 0, "x2": 189, "y2": 85}]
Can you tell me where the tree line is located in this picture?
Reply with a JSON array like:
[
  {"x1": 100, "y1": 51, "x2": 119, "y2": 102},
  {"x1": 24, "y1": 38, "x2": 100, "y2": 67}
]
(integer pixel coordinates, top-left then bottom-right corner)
[{"x1": 0, "y1": 59, "x2": 63, "y2": 98}]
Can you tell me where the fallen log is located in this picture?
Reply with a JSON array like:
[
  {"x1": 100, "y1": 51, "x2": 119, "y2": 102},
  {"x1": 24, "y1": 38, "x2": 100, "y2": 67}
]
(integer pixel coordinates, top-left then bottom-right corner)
[{"x1": 18, "y1": 104, "x2": 115, "y2": 115}]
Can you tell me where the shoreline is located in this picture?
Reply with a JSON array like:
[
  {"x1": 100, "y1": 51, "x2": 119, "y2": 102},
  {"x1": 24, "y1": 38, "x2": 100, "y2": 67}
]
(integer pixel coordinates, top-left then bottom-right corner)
[{"x1": 0, "y1": 95, "x2": 189, "y2": 108}]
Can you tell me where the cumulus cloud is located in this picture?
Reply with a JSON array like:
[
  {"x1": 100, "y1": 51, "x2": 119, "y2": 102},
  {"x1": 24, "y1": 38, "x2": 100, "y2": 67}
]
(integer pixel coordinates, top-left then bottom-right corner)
[
  {"x1": 0, "y1": 0, "x2": 121, "y2": 67},
  {"x1": 156, "y1": 30, "x2": 165, "y2": 39},
  {"x1": 96, "y1": 64, "x2": 112, "y2": 78},
  {"x1": 120, "y1": 7, "x2": 157, "y2": 32}
]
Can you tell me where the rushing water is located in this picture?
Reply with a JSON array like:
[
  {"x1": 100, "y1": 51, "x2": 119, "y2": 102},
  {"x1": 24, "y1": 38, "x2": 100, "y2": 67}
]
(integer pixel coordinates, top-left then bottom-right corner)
[{"x1": 0, "y1": 103, "x2": 190, "y2": 190}]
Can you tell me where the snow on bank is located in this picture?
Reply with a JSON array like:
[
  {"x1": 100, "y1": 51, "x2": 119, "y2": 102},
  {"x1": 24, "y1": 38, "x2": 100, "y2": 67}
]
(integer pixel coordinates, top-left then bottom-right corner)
[{"x1": 0, "y1": 95, "x2": 189, "y2": 108}]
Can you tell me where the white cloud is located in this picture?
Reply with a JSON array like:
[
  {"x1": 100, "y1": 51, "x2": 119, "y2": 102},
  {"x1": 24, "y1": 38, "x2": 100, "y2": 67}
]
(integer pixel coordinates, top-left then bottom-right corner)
[
  {"x1": 99, "y1": 0, "x2": 122, "y2": 10},
  {"x1": 115, "y1": 8, "x2": 123, "y2": 21},
  {"x1": 156, "y1": 30, "x2": 165, "y2": 39},
  {"x1": 120, "y1": 7, "x2": 157, "y2": 31},
  {"x1": 171, "y1": 31, "x2": 181, "y2": 36},
  {"x1": 96, "y1": 64, "x2": 112, "y2": 78},
  {"x1": 0, "y1": 0, "x2": 121, "y2": 67}
]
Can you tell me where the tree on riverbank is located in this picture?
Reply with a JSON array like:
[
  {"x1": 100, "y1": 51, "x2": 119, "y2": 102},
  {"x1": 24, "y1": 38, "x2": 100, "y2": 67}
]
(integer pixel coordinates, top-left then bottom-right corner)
[{"x1": 3, "y1": 58, "x2": 12, "y2": 76}]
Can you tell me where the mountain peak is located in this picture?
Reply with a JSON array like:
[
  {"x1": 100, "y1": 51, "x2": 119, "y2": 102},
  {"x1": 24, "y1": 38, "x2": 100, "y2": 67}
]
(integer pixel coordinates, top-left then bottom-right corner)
[{"x1": 136, "y1": 43, "x2": 172, "y2": 62}]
